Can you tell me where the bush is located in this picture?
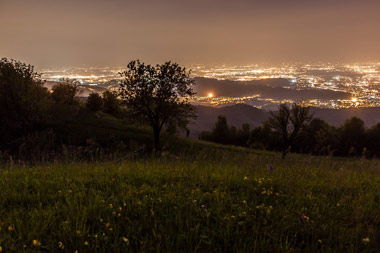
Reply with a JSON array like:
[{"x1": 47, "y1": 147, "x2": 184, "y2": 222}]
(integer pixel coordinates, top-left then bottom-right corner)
[
  {"x1": 86, "y1": 92, "x2": 103, "y2": 111},
  {"x1": 103, "y1": 90, "x2": 121, "y2": 115},
  {"x1": 51, "y1": 80, "x2": 80, "y2": 105}
]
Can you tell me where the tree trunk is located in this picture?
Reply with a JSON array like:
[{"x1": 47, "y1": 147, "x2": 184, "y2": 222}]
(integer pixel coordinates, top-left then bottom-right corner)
[
  {"x1": 282, "y1": 146, "x2": 291, "y2": 160},
  {"x1": 153, "y1": 126, "x2": 161, "y2": 153}
]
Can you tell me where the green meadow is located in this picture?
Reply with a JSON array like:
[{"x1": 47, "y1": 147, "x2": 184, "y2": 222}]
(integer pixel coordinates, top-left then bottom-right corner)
[{"x1": 1, "y1": 143, "x2": 380, "y2": 252}]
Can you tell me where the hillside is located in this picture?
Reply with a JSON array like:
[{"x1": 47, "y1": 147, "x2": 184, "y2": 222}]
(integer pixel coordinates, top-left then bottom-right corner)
[{"x1": 1, "y1": 141, "x2": 380, "y2": 251}]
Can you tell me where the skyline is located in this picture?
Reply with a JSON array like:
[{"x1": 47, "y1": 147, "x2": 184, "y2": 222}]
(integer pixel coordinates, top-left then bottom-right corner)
[{"x1": 1, "y1": 0, "x2": 380, "y2": 68}]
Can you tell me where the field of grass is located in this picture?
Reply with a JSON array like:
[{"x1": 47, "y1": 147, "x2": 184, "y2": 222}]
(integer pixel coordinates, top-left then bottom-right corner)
[{"x1": 1, "y1": 144, "x2": 380, "y2": 252}]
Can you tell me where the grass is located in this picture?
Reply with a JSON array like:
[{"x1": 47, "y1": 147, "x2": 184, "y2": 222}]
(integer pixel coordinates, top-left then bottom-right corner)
[{"x1": 1, "y1": 145, "x2": 380, "y2": 252}]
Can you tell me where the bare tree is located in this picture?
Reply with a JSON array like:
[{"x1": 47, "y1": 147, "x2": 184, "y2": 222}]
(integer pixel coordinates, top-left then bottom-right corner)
[{"x1": 268, "y1": 103, "x2": 312, "y2": 159}]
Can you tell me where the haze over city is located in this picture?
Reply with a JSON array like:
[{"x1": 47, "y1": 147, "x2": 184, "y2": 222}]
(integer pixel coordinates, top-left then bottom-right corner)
[{"x1": 1, "y1": 0, "x2": 380, "y2": 67}]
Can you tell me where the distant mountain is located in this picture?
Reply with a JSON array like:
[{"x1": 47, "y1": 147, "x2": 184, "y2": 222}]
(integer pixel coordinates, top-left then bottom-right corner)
[
  {"x1": 188, "y1": 104, "x2": 380, "y2": 138},
  {"x1": 194, "y1": 77, "x2": 351, "y2": 100}
]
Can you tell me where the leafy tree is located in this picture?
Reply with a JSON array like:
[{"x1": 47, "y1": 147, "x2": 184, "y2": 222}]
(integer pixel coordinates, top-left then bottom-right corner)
[
  {"x1": 338, "y1": 117, "x2": 366, "y2": 156},
  {"x1": 268, "y1": 103, "x2": 312, "y2": 159},
  {"x1": 236, "y1": 123, "x2": 251, "y2": 146},
  {"x1": 366, "y1": 123, "x2": 380, "y2": 158},
  {"x1": 0, "y1": 58, "x2": 50, "y2": 144},
  {"x1": 86, "y1": 92, "x2": 103, "y2": 111},
  {"x1": 51, "y1": 80, "x2": 80, "y2": 105},
  {"x1": 118, "y1": 60, "x2": 196, "y2": 151},
  {"x1": 102, "y1": 90, "x2": 121, "y2": 115}
]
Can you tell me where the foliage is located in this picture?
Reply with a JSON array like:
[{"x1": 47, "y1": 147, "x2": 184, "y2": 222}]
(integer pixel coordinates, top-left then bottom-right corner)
[
  {"x1": 199, "y1": 115, "x2": 250, "y2": 146},
  {"x1": 118, "y1": 60, "x2": 196, "y2": 151},
  {"x1": 51, "y1": 80, "x2": 80, "y2": 105},
  {"x1": 0, "y1": 58, "x2": 50, "y2": 144},
  {"x1": 102, "y1": 90, "x2": 120, "y2": 115},
  {"x1": 86, "y1": 92, "x2": 103, "y2": 111}
]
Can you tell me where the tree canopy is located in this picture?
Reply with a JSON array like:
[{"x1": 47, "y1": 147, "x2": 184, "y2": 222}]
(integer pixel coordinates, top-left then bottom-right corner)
[{"x1": 118, "y1": 60, "x2": 196, "y2": 151}]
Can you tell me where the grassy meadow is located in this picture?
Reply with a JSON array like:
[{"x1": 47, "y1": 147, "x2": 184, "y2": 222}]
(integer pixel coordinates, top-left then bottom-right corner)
[{"x1": 1, "y1": 143, "x2": 380, "y2": 252}]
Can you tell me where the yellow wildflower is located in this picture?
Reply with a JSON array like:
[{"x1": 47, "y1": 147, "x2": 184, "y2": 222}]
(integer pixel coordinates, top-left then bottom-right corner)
[
  {"x1": 109, "y1": 204, "x2": 113, "y2": 208},
  {"x1": 58, "y1": 241, "x2": 64, "y2": 249},
  {"x1": 0, "y1": 246, "x2": 2, "y2": 252},
  {"x1": 32, "y1": 240, "x2": 41, "y2": 246},
  {"x1": 119, "y1": 207, "x2": 122, "y2": 211},
  {"x1": 123, "y1": 237, "x2": 130, "y2": 245},
  {"x1": 84, "y1": 241, "x2": 89, "y2": 246},
  {"x1": 362, "y1": 237, "x2": 370, "y2": 244},
  {"x1": 8, "y1": 225, "x2": 13, "y2": 231}
]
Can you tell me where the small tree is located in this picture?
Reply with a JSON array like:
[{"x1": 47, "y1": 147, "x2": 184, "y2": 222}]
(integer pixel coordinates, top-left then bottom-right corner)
[
  {"x1": 268, "y1": 103, "x2": 312, "y2": 159},
  {"x1": 119, "y1": 60, "x2": 196, "y2": 151},
  {"x1": 51, "y1": 80, "x2": 80, "y2": 105},
  {"x1": 102, "y1": 90, "x2": 120, "y2": 115},
  {"x1": 86, "y1": 92, "x2": 103, "y2": 111}
]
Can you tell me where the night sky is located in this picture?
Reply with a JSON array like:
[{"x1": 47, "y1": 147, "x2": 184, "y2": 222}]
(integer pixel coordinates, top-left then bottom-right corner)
[{"x1": 1, "y1": 0, "x2": 380, "y2": 67}]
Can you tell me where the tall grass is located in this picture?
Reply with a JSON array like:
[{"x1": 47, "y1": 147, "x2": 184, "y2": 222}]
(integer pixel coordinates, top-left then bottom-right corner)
[{"x1": 1, "y1": 148, "x2": 380, "y2": 252}]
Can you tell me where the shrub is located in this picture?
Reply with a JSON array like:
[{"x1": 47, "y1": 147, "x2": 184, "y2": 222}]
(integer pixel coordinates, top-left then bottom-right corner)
[{"x1": 86, "y1": 92, "x2": 103, "y2": 111}]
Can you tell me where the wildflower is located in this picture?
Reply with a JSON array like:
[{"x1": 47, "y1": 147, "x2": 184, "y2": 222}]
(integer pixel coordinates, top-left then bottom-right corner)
[
  {"x1": 337, "y1": 203, "x2": 340, "y2": 207},
  {"x1": 269, "y1": 165, "x2": 274, "y2": 172},
  {"x1": 95, "y1": 234, "x2": 98, "y2": 238},
  {"x1": 300, "y1": 215, "x2": 310, "y2": 223},
  {"x1": 118, "y1": 213, "x2": 121, "y2": 217},
  {"x1": 0, "y1": 246, "x2": 2, "y2": 252},
  {"x1": 68, "y1": 190, "x2": 72, "y2": 193},
  {"x1": 58, "y1": 242, "x2": 64, "y2": 249},
  {"x1": 243, "y1": 176, "x2": 248, "y2": 181},
  {"x1": 123, "y1": 237, "x2": 130, "y2": 245},
  {"x1": 8, "y1": 225, "x2": 13, "y2": 231},
  {"x1": 119, "y1": 207, "x2": 122, "y2": 211},
  {"x1": 362, "y1": 237, "x2": 370, "y2": 244},
  {"x1": 242, "y1": 200, "x2": 247, "y2": 205},
  {"x1": 201, "y1": 205, "x2": 205, "y2": 208},
  {"x1": 261, "y1": 191, "x2": 267, "y2": 195},
  {"x1": 109, "y1": 204, "x2": 113, "y2": 208},
  {"x1": 74, "y1": 251, "x2": 79, "y2": 253},
  {"x1": 100, "y1": 218, "x2": 103, "y2": 222},
  {"x1": 123, "y1": 202, "x2": 127, "y2": 206},
  {"x1": 112, "y1": 211, "x2": 116, "y2": 215},
  {"x1": 76, "y1": 230, "x2": 81, "y2": 235},
  {"x1": 231, "y1": 215, "x2": 236, "y2": 219},
  {"x1": 109, "y1": 227, "x2": 113, "y2": 231},
  {"x1": 192, "y1": 200, "x2": 197, "y2": 203},
  {"x1": 318, "y1": 239, "x2": 322, "y2": 244},
  {"x1": 32, "y1": 240, "x2": 41, "y2": 247},
  {"x1": 84, "y1": 241, "x2": 89, "y2": 246}
]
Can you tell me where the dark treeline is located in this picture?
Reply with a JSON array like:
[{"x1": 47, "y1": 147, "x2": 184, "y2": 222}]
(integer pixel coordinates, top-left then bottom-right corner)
[
  {"x1": 200, "y1": 107, "x2": 380, "y2": 158},
  {"x1": 0, "y1": 58, "x2": 124, "y2": 162}
]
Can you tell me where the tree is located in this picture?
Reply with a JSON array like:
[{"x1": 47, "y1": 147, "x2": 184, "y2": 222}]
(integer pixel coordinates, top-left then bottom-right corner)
[
  {"x1": 338, "y1": 117, "x2": 366, "y2": 156},
  {"x1": 267, "y1": 103, "x2": 312, "y2": 159},
  {"x1": 0, "y1": 58, "x2": 50, "y2": 144},
  {"x1": 51, "y1": 80, "x2": 80, "y2": 105},
  {"x1": 102, "y1": 90, "x2": 120, "y2": 115},
  {"x1": 118, "y1": 60, "x2": 196, "y2": 151},
  {"x1": 86, "y1": 92, "x2": 103, "y2": 111}
]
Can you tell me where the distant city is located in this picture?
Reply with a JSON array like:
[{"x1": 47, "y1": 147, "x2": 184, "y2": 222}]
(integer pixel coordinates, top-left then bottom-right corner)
[{"x1": 39, "y1": 63, "x2": 380, "y2": 109}]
